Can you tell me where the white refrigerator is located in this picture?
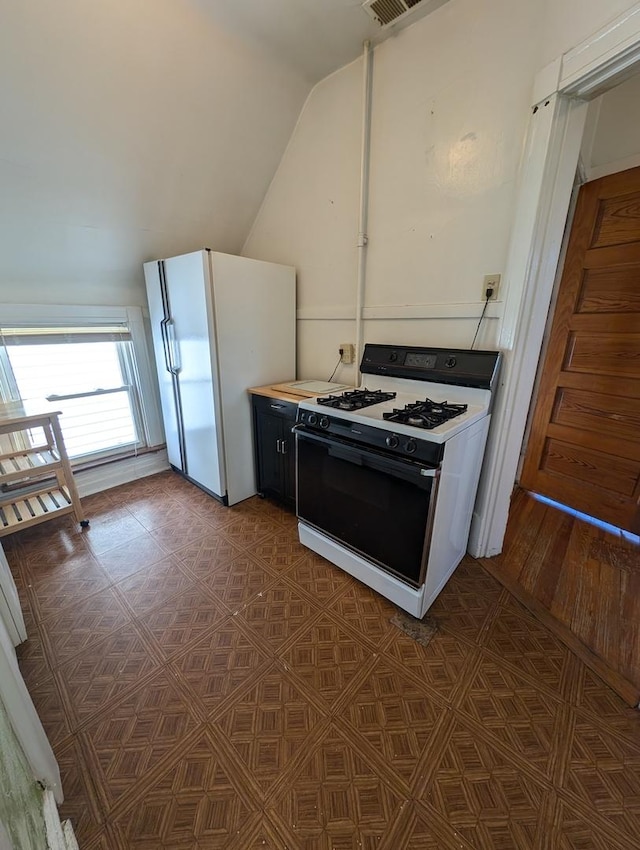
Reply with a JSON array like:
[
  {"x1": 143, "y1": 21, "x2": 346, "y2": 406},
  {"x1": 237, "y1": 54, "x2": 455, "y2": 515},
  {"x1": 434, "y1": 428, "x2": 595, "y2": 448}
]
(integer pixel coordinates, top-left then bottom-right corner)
[{"x1": 144, "y1": 250, "x2": 296, "y2": 506}]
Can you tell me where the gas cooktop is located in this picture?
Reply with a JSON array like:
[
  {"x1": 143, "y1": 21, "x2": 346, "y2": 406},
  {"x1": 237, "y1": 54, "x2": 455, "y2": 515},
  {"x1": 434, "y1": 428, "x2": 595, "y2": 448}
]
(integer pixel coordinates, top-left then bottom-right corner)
[
  {"x1": 383, "y1": 398, "x2": 468, "y2": 430},
  {"x1": 316, "y1": 388, "x2": 396, "y2": 411}
]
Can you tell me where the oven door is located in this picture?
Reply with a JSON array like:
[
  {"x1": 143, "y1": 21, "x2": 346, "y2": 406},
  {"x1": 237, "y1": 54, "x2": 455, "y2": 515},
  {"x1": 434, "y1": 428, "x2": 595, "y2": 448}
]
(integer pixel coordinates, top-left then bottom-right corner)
[{"x1": 295, "y1": 427, "x2": 439, "y2": 588}]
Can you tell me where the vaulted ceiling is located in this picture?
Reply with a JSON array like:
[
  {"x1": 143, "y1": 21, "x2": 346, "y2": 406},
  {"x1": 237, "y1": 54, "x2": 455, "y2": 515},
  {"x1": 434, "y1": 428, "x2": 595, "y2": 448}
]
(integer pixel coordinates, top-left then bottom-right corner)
[{"x1": 0, "y1": 0, "x2": 447, "y2": 305}]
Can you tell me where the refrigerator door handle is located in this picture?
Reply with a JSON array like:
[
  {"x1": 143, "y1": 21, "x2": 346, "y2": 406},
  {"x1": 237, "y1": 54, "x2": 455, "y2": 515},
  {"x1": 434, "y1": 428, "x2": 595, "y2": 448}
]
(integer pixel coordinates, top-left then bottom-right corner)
[
  {"x1": 158, "y1": 260, "x2": 187, "y2": 474},
  {"x1": 166, "y1": 319, "x2": 181, "y2": 374},
  {"x1": 160, "y1": 318, "x2": 173, "y2": 373}
]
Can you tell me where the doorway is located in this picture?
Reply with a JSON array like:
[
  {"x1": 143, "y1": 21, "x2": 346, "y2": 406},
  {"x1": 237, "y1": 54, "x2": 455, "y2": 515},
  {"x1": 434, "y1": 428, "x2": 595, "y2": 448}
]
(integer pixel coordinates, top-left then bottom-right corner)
[{"x1": 520, "y1": 162, "x2": 640, "y2": 535}]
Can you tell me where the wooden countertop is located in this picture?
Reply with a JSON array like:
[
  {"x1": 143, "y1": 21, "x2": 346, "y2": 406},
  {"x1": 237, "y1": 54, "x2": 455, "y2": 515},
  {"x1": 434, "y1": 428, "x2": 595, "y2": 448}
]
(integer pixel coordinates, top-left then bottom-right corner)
[
  {"x1": 248, "y1": 381, "x2": 353, "y2": 404},
  {"x1": 248, "y1": 383, "x2": 315, "y2": 403}
]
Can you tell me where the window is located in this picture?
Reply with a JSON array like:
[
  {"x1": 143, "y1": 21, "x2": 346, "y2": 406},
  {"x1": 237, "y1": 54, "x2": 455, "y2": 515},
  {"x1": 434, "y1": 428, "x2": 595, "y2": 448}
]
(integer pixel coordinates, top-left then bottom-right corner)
[{"x1": 0, "y1": 306, "x2": 163, "y2": 465}]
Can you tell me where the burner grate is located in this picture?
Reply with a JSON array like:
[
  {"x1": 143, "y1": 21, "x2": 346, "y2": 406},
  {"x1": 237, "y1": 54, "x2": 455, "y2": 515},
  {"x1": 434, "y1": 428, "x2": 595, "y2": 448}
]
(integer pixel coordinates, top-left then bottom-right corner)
[
  {"x1": 317, "y1": 388, "x2": 396, "y2": 411},
  {"x1": 383, "y1": 398, "x2": 468, "y2": 429}
]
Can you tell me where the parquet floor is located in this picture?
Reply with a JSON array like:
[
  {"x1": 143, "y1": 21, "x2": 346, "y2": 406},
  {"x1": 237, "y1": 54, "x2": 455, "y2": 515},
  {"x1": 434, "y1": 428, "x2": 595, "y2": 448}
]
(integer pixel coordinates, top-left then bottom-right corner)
[{"x1": 4, "y1": 471, "x2": 640, "y2": 849}]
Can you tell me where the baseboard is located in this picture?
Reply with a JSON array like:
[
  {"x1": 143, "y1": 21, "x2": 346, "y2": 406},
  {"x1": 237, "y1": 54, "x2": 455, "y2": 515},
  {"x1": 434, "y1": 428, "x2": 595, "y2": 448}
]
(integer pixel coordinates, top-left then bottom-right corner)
[{"x1": 74, "y1": 449, "x2": 170, "y2": 497}]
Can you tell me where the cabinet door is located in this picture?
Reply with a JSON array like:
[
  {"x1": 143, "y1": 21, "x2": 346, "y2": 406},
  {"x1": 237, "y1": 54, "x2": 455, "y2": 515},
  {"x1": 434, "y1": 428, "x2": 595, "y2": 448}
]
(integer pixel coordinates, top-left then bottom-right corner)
[{"x1": 256, "y1": 411, "x2": 285, "y2": 498}]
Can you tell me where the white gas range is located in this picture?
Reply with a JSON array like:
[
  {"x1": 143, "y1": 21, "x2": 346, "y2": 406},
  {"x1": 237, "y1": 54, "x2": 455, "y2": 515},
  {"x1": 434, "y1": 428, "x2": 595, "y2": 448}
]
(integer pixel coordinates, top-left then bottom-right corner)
[{"x1": 294, "y1": 343, "x2": 502, "y2": 618}]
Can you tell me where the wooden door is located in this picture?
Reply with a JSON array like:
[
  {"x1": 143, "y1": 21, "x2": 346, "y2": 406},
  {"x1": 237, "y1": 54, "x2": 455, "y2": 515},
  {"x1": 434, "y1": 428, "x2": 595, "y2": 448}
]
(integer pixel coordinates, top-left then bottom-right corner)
[{"x1": 520, "y1": 166, "x2": 640, "y2": 534}]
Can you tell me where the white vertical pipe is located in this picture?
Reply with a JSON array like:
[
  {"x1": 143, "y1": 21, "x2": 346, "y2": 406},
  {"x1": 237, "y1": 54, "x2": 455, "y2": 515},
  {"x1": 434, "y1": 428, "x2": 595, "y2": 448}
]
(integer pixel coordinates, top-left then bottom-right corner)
[{"x1": 355, "y1": 40, "x2": 373, "y2": 386}]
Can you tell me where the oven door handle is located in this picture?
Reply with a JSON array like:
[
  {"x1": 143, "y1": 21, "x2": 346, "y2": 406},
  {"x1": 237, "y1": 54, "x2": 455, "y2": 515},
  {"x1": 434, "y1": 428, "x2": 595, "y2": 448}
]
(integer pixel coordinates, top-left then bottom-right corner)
[{"x1": 294, "y1": 426, "x2": 438, "y2": 487}]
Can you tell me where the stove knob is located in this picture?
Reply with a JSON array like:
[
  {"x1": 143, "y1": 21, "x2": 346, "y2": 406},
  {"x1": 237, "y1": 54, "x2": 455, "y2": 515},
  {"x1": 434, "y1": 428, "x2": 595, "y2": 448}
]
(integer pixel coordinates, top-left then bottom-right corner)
[
  {"x1": 405, "y1": 439, "x2": 417, "y2": 454},
  {"x1": 445, "y1": 356, "x2": 457, "y2": 368},
  {"x1": 319, "y1": 416, "x2": 330, "y2": 429},
  {"x1": 385, "y1": 434, "x2": 399, "y2": 449},
  {"x1": 388, "y1": 351, "x2": 398, "y2": 362},
  {"x1": 308, "y1": 413, "x2": 318, "y2": 426}
]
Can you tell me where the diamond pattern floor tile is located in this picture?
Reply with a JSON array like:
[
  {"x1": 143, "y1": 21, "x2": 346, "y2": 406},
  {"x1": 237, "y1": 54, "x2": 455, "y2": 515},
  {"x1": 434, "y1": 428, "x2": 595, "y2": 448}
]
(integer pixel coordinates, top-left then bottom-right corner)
[
  {"x1": 83, "y1": 509, "x2": 148, "y2": 556},
  {"x1": 56, "y1": 622, "x2": 162, "y2": 724},
  {"x1": 251, "y1": 530, "x2": 309, "y2": 573},
  {"x1": 81, "y1": 669, "x2": 202, "y2": 811},
  {"x1": 26, "y1": 673, "x2": 73, "y2": 748},
  {"x1": 383, "y1": 629, "x2": 474, "y2": 703},
  {"x1": 138, "y1": 586, "x2": 228, "y2": 659},
  {"x1": 382, "y1": 802, "x2": 476, "y2": 850},
  {"x1": 10, "y1": 471, "x2": 639, "y2": 850},
  {"x1": 238, "y1": 579, "x2": 320, "y2": 650},
  {"x1": 286, "y1": 552, "x2": 355, "y2": 602},
  {"x1": 55, "y1": 735, "x2": 104, "y2": 846},
  {"x1": 150, "y1": 515, "x2": 225, "y2": 554},
  {"x1": 126, "y1": 498, "x2": 193, "y2": 532},
  {"x1": 113, "y1": 729, "x2": 258, "y2": 849},
  {"x1": 171, "y1": 620, "x2": 270, "y2": 715},
  {"x1": 27, "y1": 560, "x2": 111, "y2": 620},
  {"x1": 457, "y1": 652, "x2": 563, "y2": 778},
  {"x1": 173, "y1": 534, "x2": 245, "y2": 579},
  {"x1": 575, "y1": 669, "x2": 640, "y2": 745},
  {"x1": 114, "y1": 556, "x2": 195, "y2": 617},
  {"x1": 329, "y1": 581, "x2": 398, "y2": 648},
  {"x1": 217, "y1": 667, "x2": 326, "y2": 793},
  {"x1": 15, "y1": 616, "x2": 52, "y2": 685},
  {"x1": 18, "y1": 522, "x2": 89, "y2": 569},
  {"x1": 341, "y1": 660, "x2": 446, "y2": 787},
  {"x1": 419, "y1": 719, "x2": 548, "y2": 849},
  {"x1": 563, "y1": 714, "x2": 640, "y2": 839},
  {"x1": 549, "y1": 797, "x2": 630, "y2": 850},
  {"x1": 42, "y1": 585, "x2": 132, "y2": 665},
  {"x1": 483, "y1": 604, "x2": 573, "y2": 697},
  {"x1": 273, "y1": 725, "x2": 405, "y2": 849},
  {"x1": 200, "y1": 551, "x2": 276, "y2": 612},
  {"x1": 282, "y1": 613, "x2": 377, "y2": 708},
  {"x1": 222, "y1": 514, "x2": 281, "y2": 549},
  {"x1": 95, "y1": 533, "x2": 168, "y2": 583}
]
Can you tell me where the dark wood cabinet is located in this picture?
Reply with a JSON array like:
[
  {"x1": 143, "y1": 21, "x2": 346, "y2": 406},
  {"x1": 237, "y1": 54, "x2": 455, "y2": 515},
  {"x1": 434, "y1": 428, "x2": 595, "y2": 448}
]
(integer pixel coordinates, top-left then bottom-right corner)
[{"x1": 251, "y1": 393, "x2": 297, "y2": 509}]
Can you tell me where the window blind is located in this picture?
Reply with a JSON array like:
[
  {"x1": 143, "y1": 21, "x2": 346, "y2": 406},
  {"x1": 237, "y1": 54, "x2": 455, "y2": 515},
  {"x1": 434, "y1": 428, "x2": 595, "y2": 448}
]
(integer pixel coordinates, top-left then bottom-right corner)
[{"x1": 0, "y1": 325, "x2": 132, "y2": 345}]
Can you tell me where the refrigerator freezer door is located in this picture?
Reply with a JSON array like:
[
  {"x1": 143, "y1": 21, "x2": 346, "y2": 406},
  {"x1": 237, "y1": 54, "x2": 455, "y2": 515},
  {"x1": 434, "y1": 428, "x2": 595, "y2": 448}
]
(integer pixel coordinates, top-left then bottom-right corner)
[
  {"x1": 163, "y1": 251, "x2": 225, "y2": 499},
  {"x1": 144, "y1": 260, "x2": 183, "y2": 471}
]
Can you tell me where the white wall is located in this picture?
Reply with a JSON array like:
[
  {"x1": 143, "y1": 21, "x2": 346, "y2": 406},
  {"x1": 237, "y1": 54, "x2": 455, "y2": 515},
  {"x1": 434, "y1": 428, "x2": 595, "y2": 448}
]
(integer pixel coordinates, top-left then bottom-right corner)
[
  {"x1": 244, "y1": 0, "x2": 542, "y2": 382},
  {"x1": 582, "y1": 72, "x2": 640, "y2": 180},
  {"x1": 539, "y1": 0, "x2": 640, "y2": 68},
  {"x1": 0, "y1": 0, "x2": 309, "y2": 307}
]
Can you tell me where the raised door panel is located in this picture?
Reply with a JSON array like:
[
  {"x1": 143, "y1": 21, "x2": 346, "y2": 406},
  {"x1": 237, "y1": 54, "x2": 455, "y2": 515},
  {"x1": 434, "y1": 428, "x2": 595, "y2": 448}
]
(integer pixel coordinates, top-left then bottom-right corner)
[
  {"x1": 577, "y1": 266, "x2": 640, "y2": 313},
  {"x1": 540, "y1": 439, "x2": 638, "y2": 497},
  {"x1": 564, "y1": 333, "x2": 640, "y2": 377},
  {"x1": 255, "y1": 410, "x2": 284, "y2": 498},
  {"x1": 591, "y1": 192, "x2": 640, "y2": 248},
  {"x1": 552, "y1": 388, "x2": 640, "y2": 445}
]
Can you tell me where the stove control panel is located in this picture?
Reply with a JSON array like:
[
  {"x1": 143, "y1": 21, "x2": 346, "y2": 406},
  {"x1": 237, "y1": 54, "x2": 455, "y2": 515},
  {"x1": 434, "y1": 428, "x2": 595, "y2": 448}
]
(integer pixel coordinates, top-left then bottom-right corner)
[
  {"x1": 361, "y1": 343, "x2": 501, "y2": 390},
  {"x1": 296, "y1": 410, "x2": 443, "y2": 466}
]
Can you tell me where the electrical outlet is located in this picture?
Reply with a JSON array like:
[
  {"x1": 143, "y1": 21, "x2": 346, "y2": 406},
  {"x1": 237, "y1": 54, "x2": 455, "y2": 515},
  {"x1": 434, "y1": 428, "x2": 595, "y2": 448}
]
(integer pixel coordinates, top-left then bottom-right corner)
[
  {"x1": 482, "y1": 274, "x2": 501, "y2": 300},
  {"x1": 340, "y1": 343, "x2": 355, "y2": 364}
]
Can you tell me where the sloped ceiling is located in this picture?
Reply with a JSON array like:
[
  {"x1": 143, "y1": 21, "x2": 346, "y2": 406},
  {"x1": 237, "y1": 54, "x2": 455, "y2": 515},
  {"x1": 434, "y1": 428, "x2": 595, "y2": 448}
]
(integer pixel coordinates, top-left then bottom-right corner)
[
  {"x1": 0, "y1": 0, "x2": 447, "y2": 306},
  {"x1": 194, "y1": 0, "x2": 381, "y2": 83},
  {"x1": 0, "y1": 1, "x2": 312, "y2": 304}
]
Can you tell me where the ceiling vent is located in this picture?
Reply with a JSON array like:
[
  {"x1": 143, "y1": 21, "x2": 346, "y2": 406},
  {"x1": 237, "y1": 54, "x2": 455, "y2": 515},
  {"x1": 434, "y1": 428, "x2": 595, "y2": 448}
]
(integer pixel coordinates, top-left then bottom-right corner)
[{"x1": 361, "y1": 0, "x2": 426, "y2": 28}]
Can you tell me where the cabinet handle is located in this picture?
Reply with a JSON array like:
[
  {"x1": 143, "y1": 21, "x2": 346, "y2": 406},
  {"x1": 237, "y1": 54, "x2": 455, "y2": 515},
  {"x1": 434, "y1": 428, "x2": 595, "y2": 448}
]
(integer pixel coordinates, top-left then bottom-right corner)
[
  {"x1": 276, "y1": 439, "x2": 281, "y2": 453},
  {"x1": 270, "y1": 403, "x2": 285, "y2": 410},
  {"x1": 281, "y1": 440, "x2": 287, "y2": 454}
]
